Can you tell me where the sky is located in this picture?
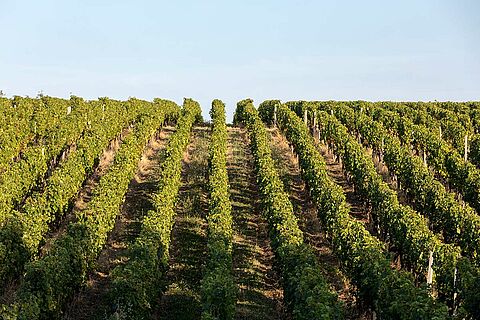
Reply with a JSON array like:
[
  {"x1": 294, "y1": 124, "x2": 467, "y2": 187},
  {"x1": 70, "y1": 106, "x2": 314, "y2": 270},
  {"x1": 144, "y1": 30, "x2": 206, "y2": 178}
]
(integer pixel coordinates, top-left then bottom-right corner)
[{"x1": 1, "y1": 0, "x2": 479, "y2": 121}]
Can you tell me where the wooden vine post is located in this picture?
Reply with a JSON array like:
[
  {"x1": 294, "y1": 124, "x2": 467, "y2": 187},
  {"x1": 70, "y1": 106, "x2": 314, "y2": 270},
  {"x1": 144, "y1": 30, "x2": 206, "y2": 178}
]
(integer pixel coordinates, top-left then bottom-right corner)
[
  {"x1": 427, "y1": 251, "x2": 434, "y2": 286},
  {"x1": 453, "y1": 266, "x2": 458, "y2": 315},
  {"x1": 464, "y1": 135, "x2": 468, "y2": 162},
  {"x1": 273, "y1": 104, "x2": 277, "y2": 127},
  {"x1": 380, "y1": 137, "x2": 385, "y2": 162},
  {"x1": 303, "y1": 109, "x2": 307, "y2": 126}
]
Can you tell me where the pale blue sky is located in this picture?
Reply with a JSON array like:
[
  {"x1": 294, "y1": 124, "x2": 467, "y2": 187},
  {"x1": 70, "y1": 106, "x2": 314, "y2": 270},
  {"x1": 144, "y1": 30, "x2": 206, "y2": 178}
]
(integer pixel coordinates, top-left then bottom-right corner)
[{"x1": 1, "y1": 0, "x2": 479, "y2": 120}]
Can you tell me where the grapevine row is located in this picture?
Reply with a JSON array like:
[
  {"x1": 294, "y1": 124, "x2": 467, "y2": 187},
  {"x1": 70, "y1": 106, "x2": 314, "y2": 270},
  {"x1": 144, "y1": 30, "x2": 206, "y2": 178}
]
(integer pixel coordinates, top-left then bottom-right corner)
[
  {"x1": 371, "y1": 102, "x2": 480, "y2": 171},
  {"x1": 330, "y1": 103, "x2": 480, "y2": 264},
  {"x1": 109, "y1": 99, "x2": 202, "y2": 319},
  {"x1": 367, "y1": 105, "x2": 480, "y2": 214},
  {"x1": 316, "y1": 108, "x2": 459, "y2": 305},
  {"x1": 200, "y1": 100, "x2": 236, "y2": 320},
  {"x1": 0, "y1": 97, "x2": 101, "y2": 225},
  {"x1": 0, "y1": 98, "x2": 179, "y2": 288},
  {"x1": 403, "y1": 102, "x2": 480, "y2": 163},
  {"x1": 0, "y1": 97, "x2": 37, "y2": 173},
  {"x1": 235, "y1": 99, "x2": 344, "y2": 320},
  {"x1": 0, "y1": 100, "x2": 172, "y2": 319},
  {"x1": 376, "y1": 101, "x2": 480, "y2": 172},
  {"x1": 314, "y1": 107, "x2": 459, "y2": 299},
  {"x1": 323, "y1": 103, "x2": 480, "y2": 316},
  {"x1": 378, "y1": 101, "x2": 472, "y2": 154},
  {"x1": 258, "y1": 101, "x2": 449, "y2": 319},
  {"x1": 0, "y1": 96, "x2": 72, "y2": 173}
]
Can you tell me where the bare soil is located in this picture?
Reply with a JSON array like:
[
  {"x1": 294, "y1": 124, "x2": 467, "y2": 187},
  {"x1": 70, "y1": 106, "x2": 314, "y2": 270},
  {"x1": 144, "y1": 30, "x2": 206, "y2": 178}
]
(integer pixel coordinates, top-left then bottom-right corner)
[
  {"x1": 267, "y1": 128, "x2": 368, "y2": 319},
  {"x1": 40, "y1": 128, "x2": 131, "y2": 256},
  {"x1": 228, "y1": 127, "x2": 285, "y2": 320},
  {"x1": 62, "y1": 127, "x2": 174, "y2": 320},
  {"x1": 316, "y1": 142, "x2": 372, "y2": 227},
  {"x1": 154, "y1": 127, "x2": 210, "y2": 320}
]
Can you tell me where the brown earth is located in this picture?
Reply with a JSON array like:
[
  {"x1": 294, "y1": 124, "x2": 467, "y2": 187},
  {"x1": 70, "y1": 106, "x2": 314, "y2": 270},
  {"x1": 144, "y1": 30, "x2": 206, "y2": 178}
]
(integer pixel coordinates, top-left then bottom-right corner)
[
  {"x1": 154, "y1": 127, "x2": 210, "y2": 320},
  {"x1": 267, "y1": 128, "x2": 369, "y2": 319},
  {"x1": 228, "y1": 127, "x2": 285, "y2": 320},
  {"x1": 63, "y1": 127, "x2": 174, "y2": 320}
]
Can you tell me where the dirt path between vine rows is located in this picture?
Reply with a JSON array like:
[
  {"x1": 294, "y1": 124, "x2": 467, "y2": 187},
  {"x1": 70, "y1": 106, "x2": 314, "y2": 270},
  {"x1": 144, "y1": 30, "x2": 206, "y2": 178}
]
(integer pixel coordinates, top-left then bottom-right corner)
[
  {"x1": 40, "y1": 127, "x2": 132, "y2": 257},
  {"x1": 315, "y1": 138, "x2": 372, "y2": 229},
  {"x1": 268, "y1": 128, "x2": 368, "y2": 319},
  {"x1": 154, "y1": 127, "x2": 210, "y2": 320},
  {"x1": 63, "y1": 127, "x2": 174, "y2": 320},
  {"x1": 361, "y1": 144, "x2": 410, "y2": 205},
  {"x1": 0, "y1": 128, "x2": 132, "y2": 306},
  {"x1": 228, "y1": 127, "x2": 285, "y2": 320}
]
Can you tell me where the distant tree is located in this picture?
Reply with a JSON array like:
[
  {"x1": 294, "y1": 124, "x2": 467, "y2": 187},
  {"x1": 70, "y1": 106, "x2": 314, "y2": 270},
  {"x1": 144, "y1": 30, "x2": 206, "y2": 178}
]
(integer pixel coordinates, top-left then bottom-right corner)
[{"x1": 0, "y1": 90, "x2": 4, "y2": 97}]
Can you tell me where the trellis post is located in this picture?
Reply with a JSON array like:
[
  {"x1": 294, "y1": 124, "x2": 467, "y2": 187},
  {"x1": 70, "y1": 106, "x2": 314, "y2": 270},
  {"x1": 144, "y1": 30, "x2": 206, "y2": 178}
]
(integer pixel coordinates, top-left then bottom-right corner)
[
  {"x1": 273, "y1": 104, "x2": 277, "y2": 127},
  {"x1": 427, "y1": 251, "x2": 434, "y2": 286}
]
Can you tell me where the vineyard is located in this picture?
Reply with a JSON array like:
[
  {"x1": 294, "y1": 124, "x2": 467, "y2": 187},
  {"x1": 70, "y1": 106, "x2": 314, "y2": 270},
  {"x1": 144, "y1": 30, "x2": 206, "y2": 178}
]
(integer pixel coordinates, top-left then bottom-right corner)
[{"x1": 1, "y1": 96, "x2": 480, "y2": 320}]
